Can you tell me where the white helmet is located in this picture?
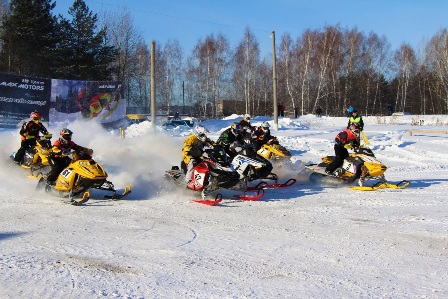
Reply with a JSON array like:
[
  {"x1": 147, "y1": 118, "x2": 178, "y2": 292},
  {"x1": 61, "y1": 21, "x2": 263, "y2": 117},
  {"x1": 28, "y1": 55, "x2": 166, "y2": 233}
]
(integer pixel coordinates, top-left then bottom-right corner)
[
  {"x1": 261, "y1": 121, "x2": 270, "y2": 133},
  {"x1": 243, "y1": 114, "x2": 251, "y2": 122},
  {"x1": 193, "y1": 125, "x2": 209, "y2": 142}
]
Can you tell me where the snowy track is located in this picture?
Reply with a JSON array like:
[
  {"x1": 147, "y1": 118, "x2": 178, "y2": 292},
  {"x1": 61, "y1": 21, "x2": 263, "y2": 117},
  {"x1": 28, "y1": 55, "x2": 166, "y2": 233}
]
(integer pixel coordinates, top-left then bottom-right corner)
[{"x1": 1, "y1": 115, "x2": 447, "y2": 298}]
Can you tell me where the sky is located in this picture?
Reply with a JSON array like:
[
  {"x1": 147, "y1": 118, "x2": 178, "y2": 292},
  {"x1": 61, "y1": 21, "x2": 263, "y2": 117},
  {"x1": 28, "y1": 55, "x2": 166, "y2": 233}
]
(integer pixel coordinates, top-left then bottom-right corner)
[
  {"x1": 53, "y1": 0, "x2": 448, "y2": 58},
  {"x1": 1, "y1": 114, "x2": 448, "y2": 298}
]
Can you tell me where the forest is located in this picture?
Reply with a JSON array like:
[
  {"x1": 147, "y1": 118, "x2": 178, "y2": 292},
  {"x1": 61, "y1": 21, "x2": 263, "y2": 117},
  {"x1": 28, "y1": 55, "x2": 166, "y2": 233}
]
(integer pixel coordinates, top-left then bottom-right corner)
[{"x1": 1, "y1": 0, "x2": 448, "y2": 118}]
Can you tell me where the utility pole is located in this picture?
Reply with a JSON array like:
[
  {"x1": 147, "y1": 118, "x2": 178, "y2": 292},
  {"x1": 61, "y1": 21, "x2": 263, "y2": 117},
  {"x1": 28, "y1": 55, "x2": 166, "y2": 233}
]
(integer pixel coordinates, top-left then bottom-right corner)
[
  {"x1": 182, "y1": 81, "x2": 185, "y2": 115},
  {"x1": 150, "y1": 41, "x2": 156, "y2": 129},
  {"x1": 271, "y1": 31, "x2": 278, "y2": 131}
]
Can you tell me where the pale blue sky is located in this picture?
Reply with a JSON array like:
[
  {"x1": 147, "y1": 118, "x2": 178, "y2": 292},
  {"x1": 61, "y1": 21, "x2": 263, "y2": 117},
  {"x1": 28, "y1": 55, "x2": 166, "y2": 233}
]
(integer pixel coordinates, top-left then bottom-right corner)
[{"x1": 54, "y1": 0, "x2": 447, "y2": 57}]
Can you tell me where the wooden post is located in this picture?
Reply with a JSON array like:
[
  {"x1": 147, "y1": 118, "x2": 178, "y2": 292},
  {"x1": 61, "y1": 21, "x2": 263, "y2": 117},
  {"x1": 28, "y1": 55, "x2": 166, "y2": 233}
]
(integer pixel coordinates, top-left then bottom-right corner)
[
  {"x1": 271, "y1": 31, "x2": 278, "y2": 131},
  {"x1": 151, "y1": 41, "x2": 156, "y2": 130}
]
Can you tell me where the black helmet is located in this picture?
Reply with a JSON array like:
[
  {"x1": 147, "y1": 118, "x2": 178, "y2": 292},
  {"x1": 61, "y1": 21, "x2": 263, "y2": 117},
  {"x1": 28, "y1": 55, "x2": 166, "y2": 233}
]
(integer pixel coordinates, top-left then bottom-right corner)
[
  {"x1": 59, "y1": 128, "x2": 73, "y2": 146},
  {"x1": 211, "y1": 147, "x2": 228, "y2": 164}
]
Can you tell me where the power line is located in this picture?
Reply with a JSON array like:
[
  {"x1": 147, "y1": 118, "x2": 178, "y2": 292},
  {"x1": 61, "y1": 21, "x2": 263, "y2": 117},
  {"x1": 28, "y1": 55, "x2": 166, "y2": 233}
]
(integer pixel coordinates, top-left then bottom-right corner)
[{"x1": 87, "y1": 0, "x2": 271, "y2": 34}]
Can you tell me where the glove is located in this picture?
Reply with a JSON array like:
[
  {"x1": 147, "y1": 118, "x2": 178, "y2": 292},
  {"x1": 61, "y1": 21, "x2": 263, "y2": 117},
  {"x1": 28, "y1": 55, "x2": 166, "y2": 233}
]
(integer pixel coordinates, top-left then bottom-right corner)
[
  {"x1": 25, "y1": 134, "x2": 36, "y2": 140},
  {"x1": 44, "y1": 133, "x2": 52, "y2": 139},
  {"x1": 234, "y1": 146, "x2": 242, "y2": 152},
  {"x1": 202, "y1": 152, "x2": 209, "y2": 158},
  {"x1": 62, "y1": 149, "x2": 71, "y2": 156},
  {"x1": 203, "y1": 143, "x2": 214, "y2": 150}
]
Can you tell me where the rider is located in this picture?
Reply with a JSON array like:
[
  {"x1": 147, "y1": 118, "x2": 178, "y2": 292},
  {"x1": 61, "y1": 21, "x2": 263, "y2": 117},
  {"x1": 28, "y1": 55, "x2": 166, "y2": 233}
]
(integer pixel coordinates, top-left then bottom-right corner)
[
  {"x1": 182, "y1": 125, "x2": 215, "y2": 183},
  {"x1": 325, "y1": 123, "x2": 361, "y2": 176},
  {"x1": 216, "y1": 122, "x2": 246, "y2": 159},
  {"x1": 347, "y1": 109, "x2": 364, "y2": 130},
  {"x1": 253, "y1": 121, "x2": 277, "y2": 151},
  {"x1": 238, "y1": 113, "x2": 254, "y2": 133},
  {"x1": 13, "y1": 111, "x2": 50, "y2": 164},
  {"x1": 45, "y1": 128, "x2": 92, "y2": 186}
]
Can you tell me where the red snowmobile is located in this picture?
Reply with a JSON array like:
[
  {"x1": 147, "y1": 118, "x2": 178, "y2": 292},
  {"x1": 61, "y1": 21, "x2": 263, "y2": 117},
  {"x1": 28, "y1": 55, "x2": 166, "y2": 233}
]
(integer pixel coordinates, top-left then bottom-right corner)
[{"x1": 165, "y1": 145, "x2": 264, "y2": 205}]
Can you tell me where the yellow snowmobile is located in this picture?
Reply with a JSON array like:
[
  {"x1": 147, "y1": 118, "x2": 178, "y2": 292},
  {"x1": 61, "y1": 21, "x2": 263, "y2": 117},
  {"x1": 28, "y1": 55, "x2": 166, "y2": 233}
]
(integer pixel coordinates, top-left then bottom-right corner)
[
  {"x1": 11, "y1": 134, "x2": 53, "y2": 178},
  {"x1": 36, "y1": 150, "x2": 131, "y2": 205},
  {"x1": 306, "y1": 145, "x2": 410, "y2": 191},
  {"x1": 256, "y1": 139, "x2": 292, "y2": 162}
]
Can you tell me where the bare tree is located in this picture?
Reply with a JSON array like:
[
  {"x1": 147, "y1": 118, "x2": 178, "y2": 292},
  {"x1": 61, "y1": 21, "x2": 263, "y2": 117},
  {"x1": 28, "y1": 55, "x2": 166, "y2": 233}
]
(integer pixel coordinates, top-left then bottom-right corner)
[
  {"x1": 295, "y1": 29, "x2": 317, "y2": 115},
  {"x1": 158, "y1": 39, "x2": 183, "y2": 115},
  {"x1": 0, "y1": 0, "x2": 8, "y2": 51},
  {"x1": 134, "y1": 43, "x2": 150, "y2": 109},
  {"x1": 363, "y1": 32, "x2": 392, "y2": 115},
  {"x1": 393, "y1": 44, "x2": 417, "y2": 112},
  {"x1": 186, "y1": 33, "x2": 231, "y2": 118},
  {"x1": 312, "y1": 25, "x2": 341, "y2": 114},
  {"x1": 101, "y1": 9, "x2": 146, "y2": 105},
  {"x1": 425, "y1": 29, "x2": 448, "y2": 113},
  {"x1": 340, "y1": 27, "x2": 364, "y2": 111},
  {"x1": 233, "y1": 28, "x2": 260, "y2": 115},
  {"x1": 278, "y1": 32, "x2": 299, "y2": 116}
]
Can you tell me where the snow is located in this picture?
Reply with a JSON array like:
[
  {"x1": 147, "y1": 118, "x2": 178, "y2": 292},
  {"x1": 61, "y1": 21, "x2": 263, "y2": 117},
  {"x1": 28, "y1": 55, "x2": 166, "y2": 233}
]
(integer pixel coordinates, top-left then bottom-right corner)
[{"x1": 1, "y1": 114, "x2": 448, "y2": 298}]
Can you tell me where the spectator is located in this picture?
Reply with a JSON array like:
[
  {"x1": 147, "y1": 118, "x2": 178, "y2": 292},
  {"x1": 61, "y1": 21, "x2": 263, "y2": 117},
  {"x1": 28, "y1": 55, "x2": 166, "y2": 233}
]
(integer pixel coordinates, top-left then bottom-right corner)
[
  {"x1": 347, "y1": 110, "x2": 364, "y2": 130},
  {"x1": 387, "y1": 105, "x2": 393, "y2": 116},
  {"x1": 347, "y1": 105, "x2": 354, "y2": 117}
]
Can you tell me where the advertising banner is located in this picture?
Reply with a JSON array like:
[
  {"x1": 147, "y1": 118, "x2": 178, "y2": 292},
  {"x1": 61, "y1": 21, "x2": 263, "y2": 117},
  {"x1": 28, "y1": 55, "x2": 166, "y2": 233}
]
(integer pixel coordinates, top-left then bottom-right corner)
[
  {"x1": 0, "y1": 73, "x2": 125, "y2": 128},
  {"x1": 0, "y1": 73, "x2": 51, "y2": 127},
  {"x1": 50, "y1": 79, "x2": 125, "y2": 125}
]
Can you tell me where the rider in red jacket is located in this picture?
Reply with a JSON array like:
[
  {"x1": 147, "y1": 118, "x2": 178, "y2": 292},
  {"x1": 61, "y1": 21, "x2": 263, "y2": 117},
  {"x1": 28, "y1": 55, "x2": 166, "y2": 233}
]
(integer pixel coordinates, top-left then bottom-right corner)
[
  {"x1": 45, "y1": 128, "x2": 92, "y2": 185},
  {"x1": 325, "y1": 123, "x2": 361, "y2": 175},
  {"x1": 13, "y1": 111, "x2": 50, "y2": 164}
]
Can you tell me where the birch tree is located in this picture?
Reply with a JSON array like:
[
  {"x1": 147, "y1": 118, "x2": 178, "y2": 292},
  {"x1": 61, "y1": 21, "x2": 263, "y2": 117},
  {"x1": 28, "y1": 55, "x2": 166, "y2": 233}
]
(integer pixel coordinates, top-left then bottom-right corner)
[
  {"x1": 233, "y1": 28, "x2": 260, "y2": 115},
  {"x1": 393, "y1": 44, "x2": 417, "y2": 112}
]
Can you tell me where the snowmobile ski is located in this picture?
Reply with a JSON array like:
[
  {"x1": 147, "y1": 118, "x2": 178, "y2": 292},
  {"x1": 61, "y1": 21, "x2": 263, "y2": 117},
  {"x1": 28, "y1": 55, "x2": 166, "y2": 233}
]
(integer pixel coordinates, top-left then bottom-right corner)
[
  {"x1": 192, "y1": 189, "x2": 265, "y2": 205},
  {"x1": 193, "y1": 193, "x2": 223, "y2": 206},
  {"x1": 384, "y1": 180, "x2": 410, "y2": 189},
  {"x1": 350, "y1": 180, "x2": 410, "y2": 191},
  {"x1": 246, "y1": 181, "x2": 269, "y2": 191},
  {"x1": 104, "y1": 185, "x2": 132, "y2": 200},
  {"x1": 245, "y1": 178, "x2": 296, "y2": 191},
  {"x1": 234, "y1": 188, "x2": 265, "y2": 201},
  {"x1": 350, "y1": 181, "x2": 387, "y2": 191},
  {"x1": 265, "y1": 178, "x2": 297, "y2": 188}
]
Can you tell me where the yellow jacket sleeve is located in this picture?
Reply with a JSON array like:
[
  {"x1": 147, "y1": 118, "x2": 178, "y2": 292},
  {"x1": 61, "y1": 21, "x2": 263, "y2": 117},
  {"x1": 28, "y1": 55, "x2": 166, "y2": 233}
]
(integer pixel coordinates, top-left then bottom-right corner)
[{"x1": 182, "y1": 135, "x2": 199, "y2": 165}]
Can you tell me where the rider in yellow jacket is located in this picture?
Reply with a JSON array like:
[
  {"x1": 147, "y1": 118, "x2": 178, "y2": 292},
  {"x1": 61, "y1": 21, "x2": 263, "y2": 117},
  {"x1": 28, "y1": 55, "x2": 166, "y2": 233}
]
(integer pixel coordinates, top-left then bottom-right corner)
[{"x1": 182, "y1": 125, "x2": 215, "y2": 182}]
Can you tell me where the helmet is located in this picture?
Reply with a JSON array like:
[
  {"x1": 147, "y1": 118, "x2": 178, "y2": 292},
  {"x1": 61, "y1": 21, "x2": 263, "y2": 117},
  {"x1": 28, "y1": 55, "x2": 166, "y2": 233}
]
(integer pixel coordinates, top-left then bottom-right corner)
[
  {"x1": 59, "y1": 128, "x2": 73, "y2": 146},
  {"x1": 260, "y1": 121, "x2": 270, "y2": 133},
  {"x1": 230, "y1": 123, "x2": 242, "y2": 135},
  {"x1": 211, "y1": 147, "x2": 228, "y2": 164},
  {"x1": 30, "y1": 111, "x2": 41, "y2": 123},
  {"x1": 193, "y1": 125, "x2": 209, "y2": 142},
  {"x1": 349, "y1": 123, "x2": 361, "y2": 136},
  {"x1": 243, "y1": 114, "x2": 251, "y2": 122}
]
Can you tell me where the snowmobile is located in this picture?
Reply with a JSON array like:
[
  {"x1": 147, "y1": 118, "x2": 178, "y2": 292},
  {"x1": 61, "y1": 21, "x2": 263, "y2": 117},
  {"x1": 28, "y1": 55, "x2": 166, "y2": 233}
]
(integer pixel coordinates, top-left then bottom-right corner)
[
  {"x1": 11, "y1": 134, "x2": 53, "y2": 178},
  {"x1": 231, "y1": 147, "x2": 274, "y2": 181},
  {"x1": 229, "y1": 136, "x2": 296, "y2": 188},
  {"x1": 305, "y1": 145, "x2": 410, "y2": 190},
  {"x1": 165, "y1": 145, "x2": 248, "y2": 201},
  {"x1": 256, "y1": 139, "x2": 292, "y2": 164},
  {"x1": 36, "y1": 150, "x2": 131, "y2": 205}
]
